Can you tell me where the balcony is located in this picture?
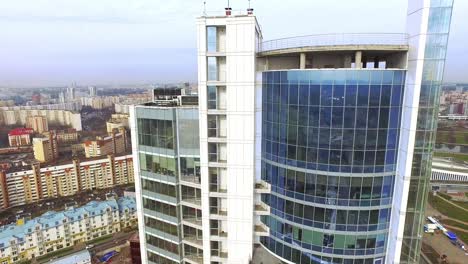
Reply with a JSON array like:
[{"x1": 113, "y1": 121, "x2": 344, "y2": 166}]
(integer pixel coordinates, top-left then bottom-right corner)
[
  {"x1": 183, "y1": 236, "x2": 203, "y2": 249},
  {"x1": 182, "y1": 217, "x2": 203, "y2": 229},
  {"x1": 180, "y1": 175, "x2": 201, "y2": 188},
  {"x1": 181, "y1": 198, "x2": 202, "y2": 210},
  {"x1": 184, "y1": 255, "x2": 204, "y2": 264},
  {"x1": 211, "y1": 250, "x2": 228, "y2": 262},
  {"x1": 254, "y1": 223, "x2": 269, "y2": 237},
  {"x1": 209, "y1": 185, "x2": 227, "y2": 197},
  {"x1": 254, "y1": 202, "x2": 269, "y2": 216},
  {"x1": 254, "y1": 181, "x2": 271, "y2": 194},
  {"x1": 209, "y1": 207, "x2": 228, "y2": 219},
  {"x1": 210, "y1": 229, "x2": 228, "y2": 241}
]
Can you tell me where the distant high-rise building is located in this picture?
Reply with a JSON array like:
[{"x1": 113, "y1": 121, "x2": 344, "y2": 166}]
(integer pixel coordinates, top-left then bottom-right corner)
[
  {"x1": 67, "y1": 82, "x2": 76, "y2": 101},
  {"x1": 89, "y1": 86, "x2": 97, "y2": 97},
  {"x1": 59, "y1": 91, "x2": 66, "y2": 103},
  {"x1": 131, "y1": 1, "x2": 454, "y2": 263}
]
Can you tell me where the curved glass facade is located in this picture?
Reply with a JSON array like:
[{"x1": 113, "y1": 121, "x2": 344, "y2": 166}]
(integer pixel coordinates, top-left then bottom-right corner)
[{"x1": 260, "y1": 70, "x2": 406, "y2": 263}]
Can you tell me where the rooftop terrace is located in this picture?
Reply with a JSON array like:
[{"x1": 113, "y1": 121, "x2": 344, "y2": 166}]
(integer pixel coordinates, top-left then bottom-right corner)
[{"x1": 258, "y1": 33, "x2": 409, "y2": 55}]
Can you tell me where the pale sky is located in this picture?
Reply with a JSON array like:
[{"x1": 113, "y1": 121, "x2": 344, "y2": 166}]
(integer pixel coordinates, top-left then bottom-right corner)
[{"x1": 0, "y1": 0, "x2": 466, "y2": 87}]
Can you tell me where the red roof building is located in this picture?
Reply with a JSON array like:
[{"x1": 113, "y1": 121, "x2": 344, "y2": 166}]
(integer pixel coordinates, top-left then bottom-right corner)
[
  {"x1": 8, "y1": 128, "x2": 34, "y2": 136},
  {"x1": 8, "y1": 128, "x2": 34, "y2": 147}
]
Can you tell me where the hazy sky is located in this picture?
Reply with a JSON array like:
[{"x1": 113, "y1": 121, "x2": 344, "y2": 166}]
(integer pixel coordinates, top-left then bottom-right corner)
[{"x1": 0, "y1": 0, "x2": 466, "y2": 87}]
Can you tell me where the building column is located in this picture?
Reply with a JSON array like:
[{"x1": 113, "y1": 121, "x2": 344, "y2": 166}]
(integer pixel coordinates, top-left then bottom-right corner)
[
  {"x1": 355, "y1": 51, "x2": 362, "y2": 69},
  {"x1": 300, "y1": 53, "x2": 306, "y2": 69},
  {"x1": 374, "y1": 57, "x2": 380, "y2": 69},
  {"x1": 344, "y1": 54, "x2": 352, "y2": 68}
]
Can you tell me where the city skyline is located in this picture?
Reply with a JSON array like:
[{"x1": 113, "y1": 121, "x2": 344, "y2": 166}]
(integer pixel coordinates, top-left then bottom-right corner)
[{"x1": 0, "y1": 0, "x2": 466, "y2": 87}]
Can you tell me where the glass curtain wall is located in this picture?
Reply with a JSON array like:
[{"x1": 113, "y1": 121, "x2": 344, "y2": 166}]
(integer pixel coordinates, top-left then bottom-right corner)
[
  {"x1": 400, "y1": 0, "x2": 454, "y2": 262},
  {"x1": 261, "y1": 70, "x2": 406, "y2": 263}
]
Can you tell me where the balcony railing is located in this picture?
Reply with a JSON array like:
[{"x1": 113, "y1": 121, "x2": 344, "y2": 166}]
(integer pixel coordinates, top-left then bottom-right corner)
[{"x1": 259, "y1": 33, "x2": 409, "y2": 53}]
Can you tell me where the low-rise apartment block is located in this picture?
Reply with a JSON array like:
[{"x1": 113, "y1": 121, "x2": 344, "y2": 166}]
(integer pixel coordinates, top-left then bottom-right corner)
[
  {"x1": 8, "y1": 128, "x2": 34, "y2": 147},
  {"x1": 0, "y1": 197, "x2": 137, "y2": 264}
]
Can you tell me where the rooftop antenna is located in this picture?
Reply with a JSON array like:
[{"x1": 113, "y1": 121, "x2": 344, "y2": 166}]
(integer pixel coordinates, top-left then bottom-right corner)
[
  {"x1": 203, "y1": 1, "x2": 206, "y2": 16},
  {"x1": 225, "y1": 0, "x2": 232, "y2": 16},
  {"x1": 247, "y1": 0, "x2": 254, "y2": 15}
]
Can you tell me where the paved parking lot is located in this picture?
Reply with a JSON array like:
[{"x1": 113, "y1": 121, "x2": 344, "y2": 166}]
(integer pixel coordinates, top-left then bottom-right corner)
[
  {"x1": 423, "y1": 232, "x2": 468, "y2": 264},
  {"x1": 423, "y1": 204, "x2": 468, "y2": 263}
]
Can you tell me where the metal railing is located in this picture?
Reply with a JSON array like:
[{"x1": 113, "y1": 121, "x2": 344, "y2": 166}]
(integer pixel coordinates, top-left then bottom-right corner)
[{"x1": 259, "y1": 33, "x2": 409, "y2": 53}]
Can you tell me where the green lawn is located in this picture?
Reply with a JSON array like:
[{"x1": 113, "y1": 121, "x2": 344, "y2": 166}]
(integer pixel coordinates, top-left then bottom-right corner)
[
  {"x1": 440, "y1": 219, "x2": 468, "y2": 230},
  {"x1": 428, "y1": 193, "x2": 468, "y2": 222},
  {"x1": 433, "y1": 152, "x2": 468, "y2": 162},
  {"x1": 437, "y1": 192, "x2": 468, "y2": 210},
  {"x1": 458, "y1": 232, "x2": 468, "y2": 245},
  {"x1": 436, "y1": 131, "x2": 468, "y2": 145}
]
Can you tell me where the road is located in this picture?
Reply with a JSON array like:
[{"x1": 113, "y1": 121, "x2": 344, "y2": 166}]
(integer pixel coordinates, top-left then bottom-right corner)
[{"x1": 90, "y1": 231, "x2": 136, "y2": 255}]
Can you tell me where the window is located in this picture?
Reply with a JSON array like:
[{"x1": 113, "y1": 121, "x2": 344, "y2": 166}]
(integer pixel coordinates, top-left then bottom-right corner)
[
  {"x1": 137, "y1": 119, "x2": 174, "y2": 149},
  {"x1": 207, "y1": 86, "x2": 217, "y2": 109},
  {"x1": 207, "y1": 57, "x2": 218, "y2": 81},
  {"x1": 207, "y1": 26, "x2": 217, "y2": 52}
]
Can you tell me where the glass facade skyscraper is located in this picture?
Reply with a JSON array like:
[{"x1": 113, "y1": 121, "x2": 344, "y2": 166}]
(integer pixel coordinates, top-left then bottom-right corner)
[
  {"x1": 131, "y1": 97, "x2": 203, "y2": 264},
  {"x1": 260, "y1": 70, "x2": 406, "y2": 263},
  {"x1": 132, "y1": 1, "x2": 453, "y2": 263},
  {"x1": 398, "y1": 1, "x2": 454, "y2": 263}
]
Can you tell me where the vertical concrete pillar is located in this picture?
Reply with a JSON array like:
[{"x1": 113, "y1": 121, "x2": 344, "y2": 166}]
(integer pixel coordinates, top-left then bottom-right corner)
[
  {"x1": 374, "y1": 57, "x2": 380, "y2": 69},
  {"x1": 355, "y1": 51, "x2": 362, "y2": 69},
  {"x1": 344, "y1": 54, "x2": 352, "y2": 68},
  {"x1": 300, "y1": 53, "x2": 306, "y2": 69}
]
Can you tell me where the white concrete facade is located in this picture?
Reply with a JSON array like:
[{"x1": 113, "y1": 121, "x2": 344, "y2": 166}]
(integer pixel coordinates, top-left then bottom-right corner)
[{"x1": 197, "y1": 14, "x2": 262, "y2": 264}]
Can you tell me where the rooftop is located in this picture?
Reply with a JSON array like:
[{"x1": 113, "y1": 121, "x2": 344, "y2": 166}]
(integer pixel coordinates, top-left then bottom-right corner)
[
  {"x1": 432, "y1": 157, "x2": 468, "y2": 173},
  {"x1": 0, "y1": 197, "x2": 136, "y2": 248},
  {"x1": 49, "y1": 250, "x2": 91, "y2": 264},
  {"x1": 8, "y1": 128, "x2": 34, "y2": 136},
  {"x1": 258, "y1": 33, "x2": 409, "y2": 56}
]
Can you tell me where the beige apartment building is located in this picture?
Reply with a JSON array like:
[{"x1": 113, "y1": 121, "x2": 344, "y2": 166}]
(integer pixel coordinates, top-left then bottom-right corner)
[
  {"x1": 84, "y1": 127, "x2": 127, "y2": 158},
  {"x1": 0, "y1": 154, "x2": 134, "y2": 209},
  {"x1": 33, "y1": 132, "x2": 58, "y2": 163},
  {"x1": 26, "y1": 115, "x2": 49, "y2": 133}
]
